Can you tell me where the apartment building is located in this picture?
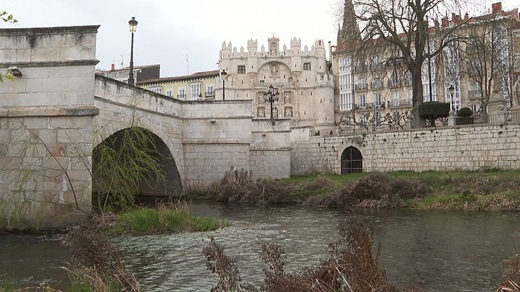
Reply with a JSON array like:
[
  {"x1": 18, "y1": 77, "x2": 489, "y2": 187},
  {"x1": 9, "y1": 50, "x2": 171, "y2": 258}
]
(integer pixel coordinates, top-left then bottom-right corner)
[
  {"x1": 139, "y1": 70, "x2": 219, "y2": 101},
  {"x1": 333, "y1": 1, "x2": 520, "y2": 130}
]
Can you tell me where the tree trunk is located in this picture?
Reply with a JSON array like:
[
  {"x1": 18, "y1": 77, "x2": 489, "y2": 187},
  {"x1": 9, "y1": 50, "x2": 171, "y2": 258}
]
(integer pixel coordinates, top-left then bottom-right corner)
[{"x1": 412, "y1": 66, "x2": 426, "y2": 128}]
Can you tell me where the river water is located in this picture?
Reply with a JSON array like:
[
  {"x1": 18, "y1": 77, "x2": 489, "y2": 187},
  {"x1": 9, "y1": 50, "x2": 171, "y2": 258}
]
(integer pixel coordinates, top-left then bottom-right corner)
[{"x1": 1, "y1": 202, "x2": 520, "y2": 291}]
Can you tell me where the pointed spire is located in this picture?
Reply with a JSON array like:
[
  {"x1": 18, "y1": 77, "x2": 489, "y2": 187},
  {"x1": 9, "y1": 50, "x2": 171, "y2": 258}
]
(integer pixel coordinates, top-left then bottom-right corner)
[{"x1": 341, "y1": 0, "x2": 361, "y2": 45}]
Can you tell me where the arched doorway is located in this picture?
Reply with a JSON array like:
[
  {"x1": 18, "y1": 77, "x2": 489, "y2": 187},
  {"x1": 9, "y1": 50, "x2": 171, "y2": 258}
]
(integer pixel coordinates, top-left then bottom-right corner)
[{"x1": 341, "y1": 146, "x2": 363, "y2": 174}]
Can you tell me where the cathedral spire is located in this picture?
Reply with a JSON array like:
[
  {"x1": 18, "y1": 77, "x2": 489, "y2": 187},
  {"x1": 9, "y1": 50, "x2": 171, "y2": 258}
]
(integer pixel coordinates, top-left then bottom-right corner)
[{"x1": 341, "y1": 0, "x2": 361, "y2": 46}]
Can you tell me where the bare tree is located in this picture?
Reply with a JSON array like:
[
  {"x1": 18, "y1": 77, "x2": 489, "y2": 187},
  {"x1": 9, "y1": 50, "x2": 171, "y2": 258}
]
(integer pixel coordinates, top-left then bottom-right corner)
[
  {"x1": 350, "y1": 0, "x2": 466, "y2": 126},
  {"x1": 458, "y1": 15, "x2": 513, "y2": 120}
]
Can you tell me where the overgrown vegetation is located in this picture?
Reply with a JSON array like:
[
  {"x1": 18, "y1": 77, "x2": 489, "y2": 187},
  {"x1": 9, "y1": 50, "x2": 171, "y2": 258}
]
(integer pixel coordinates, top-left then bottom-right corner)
[
  {"x1": 204, "y1": 217, "x2": 421, "y2": 291},
  {"x1": 62, "y1": 214, "x2": 140, "y2": 292},
  {"x1": 188, "y1": 168, "x2": 520, "y2": 211},
  {"x1": 109, "y1": 202, "x2": 228, "y2": 234},
  {"x1": 497, "y1": 254, "x2": 520, "y2": 292}
]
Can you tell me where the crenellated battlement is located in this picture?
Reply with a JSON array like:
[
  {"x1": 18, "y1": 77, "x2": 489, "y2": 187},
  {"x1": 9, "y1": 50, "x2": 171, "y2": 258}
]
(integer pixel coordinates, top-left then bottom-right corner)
[{"x1": 220, "y1": 36, "x2": 327, "y2": 59}]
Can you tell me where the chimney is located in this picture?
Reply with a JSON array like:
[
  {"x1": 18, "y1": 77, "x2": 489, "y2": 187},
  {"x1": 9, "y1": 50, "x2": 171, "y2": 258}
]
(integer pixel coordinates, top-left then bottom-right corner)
[
  {"x1": 441, "y1": 17, "x2": 449, "y2": 28},
  {"x1": 492, "y1": 2, "x2": 502, "y2": 15},
  {"x1": 111, "y1": 63, "x2": 115, "y2": 72},
  {"x1": 454, "y1": 14, "x2": 462, "y2": 24}
]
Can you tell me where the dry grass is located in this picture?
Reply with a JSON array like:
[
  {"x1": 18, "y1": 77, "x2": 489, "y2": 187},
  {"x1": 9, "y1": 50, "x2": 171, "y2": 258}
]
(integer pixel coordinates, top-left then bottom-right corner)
[
  {"x1": 497, "y1": 254, "x2": 520, "y2": 292},
  {"x1": 62, "y1": 214, "x2": 140, "y2": 291},
  {"x1": 305, "y1": 173, "x2": 431, "y2": 209},
  {"x1": 204, "y1": 216, "x2": 423, "y2": 292}
]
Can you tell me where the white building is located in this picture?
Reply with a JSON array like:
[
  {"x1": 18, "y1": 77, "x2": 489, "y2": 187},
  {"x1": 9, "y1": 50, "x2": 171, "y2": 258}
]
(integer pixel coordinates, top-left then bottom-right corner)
[{"x1": 217, "y1": 36, "x2": 335, "y2": 135}]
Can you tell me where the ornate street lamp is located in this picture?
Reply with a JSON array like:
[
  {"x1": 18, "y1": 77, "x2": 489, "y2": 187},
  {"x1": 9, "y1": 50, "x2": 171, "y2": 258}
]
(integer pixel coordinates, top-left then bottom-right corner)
[
  {"x1": 448, "y1": 84, "x2": 455, "y2": 111},
  {"x1": 128, "y1": 17, "x2": 138, "y2": 85},
  {"x1": 265, "y1": 85, "x2": 279, "y2": 122},
  {"x1": 221, "y1": 69, "x2": 227, "y2": 100}
]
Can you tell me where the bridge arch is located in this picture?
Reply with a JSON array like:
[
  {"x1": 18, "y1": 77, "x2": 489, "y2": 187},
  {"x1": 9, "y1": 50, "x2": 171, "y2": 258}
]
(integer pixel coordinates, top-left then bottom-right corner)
[
  {"x1": 341, "y1": 146, "x2": 363, "y2": 174},
  {"x1": 92, "y1": 126, "x2": 182, "y2": 204}
]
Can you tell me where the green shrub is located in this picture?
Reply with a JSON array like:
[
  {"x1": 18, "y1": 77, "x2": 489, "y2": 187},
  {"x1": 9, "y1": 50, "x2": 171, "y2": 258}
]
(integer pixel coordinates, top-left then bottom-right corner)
[
  {"x1": 457, "y1": 107, "x2": 473, "y2": 117},
  {"x1": 418, "y1": 101, "x2": 450, "y2": 126}
]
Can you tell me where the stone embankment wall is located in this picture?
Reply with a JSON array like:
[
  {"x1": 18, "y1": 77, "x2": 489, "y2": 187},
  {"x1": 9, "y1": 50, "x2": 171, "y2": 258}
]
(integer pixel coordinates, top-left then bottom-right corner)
[{"x1": 291, "y1": 124, "x2": 520, "y2": 174}]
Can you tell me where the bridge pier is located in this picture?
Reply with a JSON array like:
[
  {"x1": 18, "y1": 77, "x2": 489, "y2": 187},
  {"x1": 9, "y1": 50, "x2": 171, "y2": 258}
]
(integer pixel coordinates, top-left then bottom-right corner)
[{"x1": 0, "y1": 26, "x2": 100, "y2": 229}]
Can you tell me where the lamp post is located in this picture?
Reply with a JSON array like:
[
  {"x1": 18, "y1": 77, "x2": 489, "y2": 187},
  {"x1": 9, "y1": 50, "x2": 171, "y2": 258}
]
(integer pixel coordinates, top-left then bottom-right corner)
[
  {"x1": 128, "y1": 17, "x2": 138, "y2": 86},
  {"x1": 265, "y1": 85, "x2": 279, "y2": 122},
  {"x1": 448, "y1": 84, "x2": 455, "y2": 111},
  {"x1": 221, "y1": 69, "x2": 227, "y2": 100}
]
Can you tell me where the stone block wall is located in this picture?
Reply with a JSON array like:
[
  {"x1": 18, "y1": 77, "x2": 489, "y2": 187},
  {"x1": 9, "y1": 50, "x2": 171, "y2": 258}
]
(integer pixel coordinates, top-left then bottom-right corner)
[
  {"x1": 250, "y1": 120, "x2": 291, "y2": 179},
  {"x1": 291, "y1": 125, "x2": 520, "y2": 175},
  {"x1": 182, "y1": 100, "x2": 253, "y2": 187},
  {"x1": 0, "y1": 26, "x2": 99, "y2": 228}
]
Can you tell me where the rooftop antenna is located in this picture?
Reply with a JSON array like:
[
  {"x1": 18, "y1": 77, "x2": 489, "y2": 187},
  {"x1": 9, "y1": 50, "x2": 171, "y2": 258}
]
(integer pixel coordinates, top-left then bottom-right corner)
[{"x1": 185, "y1": 55, "x2": 189, "y2": 75}]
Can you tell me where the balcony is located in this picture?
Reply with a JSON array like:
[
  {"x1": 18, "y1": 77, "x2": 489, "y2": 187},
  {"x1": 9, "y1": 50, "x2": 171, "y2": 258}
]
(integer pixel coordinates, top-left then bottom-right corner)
[
  {"x1": 371, "y1": 81, "x2": 383, "y2": 90},
  {"x1": 354, "y1": 84, "x2": 368, "y2": 91},
  {"x1": 388, "y1": 80, "x2": 401, "y2": 88},
  {"x1": 205, "y1": 92, "x2": 215, "y2": 99}
]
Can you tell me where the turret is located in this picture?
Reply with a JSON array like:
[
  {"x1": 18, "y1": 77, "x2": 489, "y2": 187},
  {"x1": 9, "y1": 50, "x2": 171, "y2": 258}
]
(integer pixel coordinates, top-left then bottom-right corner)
[
  {"x1": 247, "y1": 39, "x2": 258, "y2": 75},
  {"x1": 291, "y1": 37, "x2": 302, "y2": 74}
]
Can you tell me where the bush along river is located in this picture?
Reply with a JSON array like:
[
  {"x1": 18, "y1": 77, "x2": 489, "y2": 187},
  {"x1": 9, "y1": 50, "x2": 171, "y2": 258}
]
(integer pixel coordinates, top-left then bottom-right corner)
[{"x1": 1, "y1": 202, "x2": 520, "y2": 291}]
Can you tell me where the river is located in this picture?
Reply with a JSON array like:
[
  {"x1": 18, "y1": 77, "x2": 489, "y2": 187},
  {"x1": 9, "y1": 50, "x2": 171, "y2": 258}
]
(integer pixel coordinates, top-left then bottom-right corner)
[{"x1": 1, "y1": 202, "x2": 519, "y2": 291}]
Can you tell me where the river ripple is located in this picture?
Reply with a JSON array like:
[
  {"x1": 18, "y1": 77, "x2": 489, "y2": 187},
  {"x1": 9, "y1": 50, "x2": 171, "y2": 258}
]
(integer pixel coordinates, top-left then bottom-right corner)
[{"x1": 115, "y1": 203, "x2": 520, "y2": 291}]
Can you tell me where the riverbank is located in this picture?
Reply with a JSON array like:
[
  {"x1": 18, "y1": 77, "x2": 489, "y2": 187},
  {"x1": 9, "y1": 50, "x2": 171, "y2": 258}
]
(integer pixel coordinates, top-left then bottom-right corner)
[{"x1": 186, "y1": 168, "x2": 520, "y2": 211}]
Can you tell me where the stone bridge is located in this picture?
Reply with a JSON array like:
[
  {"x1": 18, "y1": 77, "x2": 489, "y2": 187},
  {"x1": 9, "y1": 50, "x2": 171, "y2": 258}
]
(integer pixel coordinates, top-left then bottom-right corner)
[{"x1": 0, "y1": 25, "x2": 291, "y2": 228}]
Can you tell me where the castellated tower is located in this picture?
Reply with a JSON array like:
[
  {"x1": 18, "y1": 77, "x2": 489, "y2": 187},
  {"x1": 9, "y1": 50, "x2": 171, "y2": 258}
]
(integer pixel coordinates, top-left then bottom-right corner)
[{"x1": 217, "y1": 36, "x2": 335, "y2": 136}]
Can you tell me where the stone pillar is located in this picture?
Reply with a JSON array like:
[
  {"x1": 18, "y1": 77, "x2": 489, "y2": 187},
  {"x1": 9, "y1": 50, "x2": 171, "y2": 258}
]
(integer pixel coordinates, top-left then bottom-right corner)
[
  {"x1": 404, "y1": 115, "x2": 413, "y2": 130},
  {"x1": 488, "y1": 91, "x2": 507, "y2": 124},
  {"x1": 0, "y1": 26, "x2": 100, "y2": 229},
  {"x1": 448, "y1": 110, "x2": 456, "y2": 126}
]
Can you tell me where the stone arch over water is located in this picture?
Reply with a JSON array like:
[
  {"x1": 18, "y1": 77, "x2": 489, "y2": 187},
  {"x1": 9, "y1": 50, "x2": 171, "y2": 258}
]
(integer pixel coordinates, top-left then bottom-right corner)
[
  {"x1": 92, "y1": 127, "x2": 183, "y2": 204},
  {"x1": 341, "y1": 146, "x2": 363, "y2": 174}
]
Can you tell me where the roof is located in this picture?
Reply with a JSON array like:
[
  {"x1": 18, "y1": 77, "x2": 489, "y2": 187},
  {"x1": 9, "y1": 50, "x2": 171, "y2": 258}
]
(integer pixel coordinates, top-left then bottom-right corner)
[{"x1": 139, "y1": 70, "x2": 220, "y2": 85}]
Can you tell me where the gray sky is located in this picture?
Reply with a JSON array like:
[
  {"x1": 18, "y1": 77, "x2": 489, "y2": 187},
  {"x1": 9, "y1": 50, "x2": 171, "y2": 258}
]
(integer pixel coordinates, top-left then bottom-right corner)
[{"x1": 2, "y1": 0, "x2": 518, "y2": 77}]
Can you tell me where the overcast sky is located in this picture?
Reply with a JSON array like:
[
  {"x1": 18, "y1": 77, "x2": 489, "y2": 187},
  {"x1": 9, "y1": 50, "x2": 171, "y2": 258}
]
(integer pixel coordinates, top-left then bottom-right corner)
[{"x1": 2, "y1": 0, "x2": 518, "y2": 77}]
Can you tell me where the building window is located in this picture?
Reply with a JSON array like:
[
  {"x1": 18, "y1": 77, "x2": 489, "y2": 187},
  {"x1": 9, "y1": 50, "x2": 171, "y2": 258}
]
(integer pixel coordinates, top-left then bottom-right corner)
[
  {"x1": 340, "y1": 92, "x2": 353, "y2": 111},
  {"x1": 359, "y1": 94, "x2": 366, "y2": 108},
  {"x1": 166, "y1": 90, "x2": 172, "y2": 97},
  {"x1": 339, "y1": 57, "x2": 351, "y2": 73},
  {"x1": 188, "y1": 83, "x2": 202, "y2": 100},
  {"x1": 391, "y1": 91, "x2": 399, "y2": 107},
  {"x1": 178, "y1": 88, "x2": 186, "y2": 100},
  {"x1": 150, "y1": 87, "x2": 162, "y2": 94},
  {"x1": 237, "y1": 65, "x2": 246, "y2": 74},
  {"x1": 375, "y1": 92, "x2": 382, "y2": 107},
  {"x1": 356, "y1": 79, "x2": 367, "y2": 91},
  {"x1": 206, "y1": 85, "x2": 214, "y2": 97},
  {"x1": 422, "y1": 84, "x2": 438, "y2": 102},
  {"x1": 303, "y1": 62, "x2": 311, "y2": 70}
]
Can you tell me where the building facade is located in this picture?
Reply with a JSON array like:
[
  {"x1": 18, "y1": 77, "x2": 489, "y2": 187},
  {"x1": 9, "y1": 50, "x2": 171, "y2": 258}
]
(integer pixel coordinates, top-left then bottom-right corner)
[
  {"x1": 139, "y1": 70, "x2": 219, "y2": 101},
  {"x1": 97, "y1": 64, "x2": 160, "y2": 84},
  {"x1": 332, "y1": 1, "x2": 520, "y2": 132},
  {"x1": 217, "y1": 36, "x2": 335, "y2": 134}
]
